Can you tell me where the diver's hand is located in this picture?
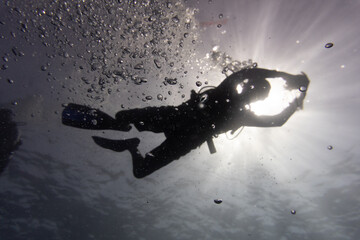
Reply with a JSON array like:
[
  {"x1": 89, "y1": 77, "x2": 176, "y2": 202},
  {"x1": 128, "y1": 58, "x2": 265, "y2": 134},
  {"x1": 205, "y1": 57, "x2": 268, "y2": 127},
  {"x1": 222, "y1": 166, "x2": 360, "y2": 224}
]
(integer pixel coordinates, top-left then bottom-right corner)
[
  {"x1": 284, "y1": 72, "x2": 310, "y2": 90},
  {"x1": 299, "y1": 72, "x2": 310, "y2": 89}
]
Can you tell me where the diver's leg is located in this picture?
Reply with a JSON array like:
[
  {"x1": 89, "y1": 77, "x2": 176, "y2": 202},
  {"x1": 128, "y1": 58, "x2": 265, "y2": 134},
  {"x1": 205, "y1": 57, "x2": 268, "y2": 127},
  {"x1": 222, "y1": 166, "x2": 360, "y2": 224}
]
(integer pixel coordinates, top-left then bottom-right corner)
[
  {"x1": 115, "y1": 106, "x2": 177, "y2": 133},
  {"x1": 91, "y1": 135, "x2": 184, "y2": 178},
  {"x1": 128, "y1": 135, "x2": 206, "y2": 178},
  {"x1": 92, "y1": 136, "x2": 140, "y2": 152}
]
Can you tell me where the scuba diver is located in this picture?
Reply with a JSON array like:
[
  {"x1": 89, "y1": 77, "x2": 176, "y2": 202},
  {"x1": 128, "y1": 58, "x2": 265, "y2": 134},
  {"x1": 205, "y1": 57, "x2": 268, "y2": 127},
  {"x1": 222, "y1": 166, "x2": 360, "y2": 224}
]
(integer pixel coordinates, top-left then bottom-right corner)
[{"x1": 62, "y1": 68, "x2": 310, "y2": 178}]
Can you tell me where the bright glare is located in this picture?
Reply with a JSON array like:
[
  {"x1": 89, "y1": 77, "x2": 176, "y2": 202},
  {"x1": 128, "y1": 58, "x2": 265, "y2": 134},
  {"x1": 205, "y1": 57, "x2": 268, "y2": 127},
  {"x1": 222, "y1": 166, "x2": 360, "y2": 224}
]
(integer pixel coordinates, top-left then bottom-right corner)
[
  {"x1": 236, "y1": 84, "x2": 243, "y2": 94},
  {"x1": 250, "y1": 78, "x2": 298, "y2": 116}
]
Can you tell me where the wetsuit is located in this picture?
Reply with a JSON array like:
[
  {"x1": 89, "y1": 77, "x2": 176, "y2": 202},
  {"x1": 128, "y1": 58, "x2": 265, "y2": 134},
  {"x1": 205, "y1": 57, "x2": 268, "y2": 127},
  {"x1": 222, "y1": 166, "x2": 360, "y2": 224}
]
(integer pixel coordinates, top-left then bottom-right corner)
[{"x1": 114, "y1": 68, "x2": 308, "y2": 178}]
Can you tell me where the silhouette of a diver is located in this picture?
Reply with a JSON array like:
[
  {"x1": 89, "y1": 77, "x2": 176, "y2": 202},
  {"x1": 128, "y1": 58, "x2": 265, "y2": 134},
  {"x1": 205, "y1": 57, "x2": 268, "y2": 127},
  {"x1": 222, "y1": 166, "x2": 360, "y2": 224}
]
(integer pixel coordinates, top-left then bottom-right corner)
[{"x1": 62, "y1": 68, "x2": 310, "y2": 178}]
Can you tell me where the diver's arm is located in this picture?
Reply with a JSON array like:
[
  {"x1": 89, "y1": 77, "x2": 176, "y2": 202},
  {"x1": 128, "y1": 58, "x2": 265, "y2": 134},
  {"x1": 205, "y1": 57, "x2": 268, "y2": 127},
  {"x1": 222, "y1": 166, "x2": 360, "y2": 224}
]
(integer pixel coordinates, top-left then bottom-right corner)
[
  {"x1": 242, "y1": 97, "x2": 302, "y2": 127},
  {"x1": 221, "y1": 68, "x2": 310, "y2": 88},
  {"x1": 217, "y1": 68, "x2": 283, "y2": 90},
  {"x1": 244, "y1": 68, "x2": 310, "y2": 89},
  {"x1": 280, "y1": 72, "x2": 310, "y2": 90}
]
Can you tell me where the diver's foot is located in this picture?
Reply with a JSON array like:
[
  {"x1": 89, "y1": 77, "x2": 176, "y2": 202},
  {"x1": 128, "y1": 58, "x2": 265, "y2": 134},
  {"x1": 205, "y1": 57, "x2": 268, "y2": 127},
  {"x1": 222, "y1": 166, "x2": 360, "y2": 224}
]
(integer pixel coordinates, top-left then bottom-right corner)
[
  {"x1": 114, "y1": 124, "x2": 132, "y2": 132},
  {"x1": 92, "y1": 136, "x2": 140, "y2": 152},
  {"x1": 62, "y1": 103, "x2": 118, "y2": 130}
]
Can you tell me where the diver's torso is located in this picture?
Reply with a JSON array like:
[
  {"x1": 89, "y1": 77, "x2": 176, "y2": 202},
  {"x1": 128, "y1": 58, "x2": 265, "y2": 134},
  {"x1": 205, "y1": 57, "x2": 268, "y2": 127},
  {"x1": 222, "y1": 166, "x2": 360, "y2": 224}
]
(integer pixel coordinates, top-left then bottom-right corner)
[{"x1": 179, "y1": 88, "x2": 247, "y2": 135}]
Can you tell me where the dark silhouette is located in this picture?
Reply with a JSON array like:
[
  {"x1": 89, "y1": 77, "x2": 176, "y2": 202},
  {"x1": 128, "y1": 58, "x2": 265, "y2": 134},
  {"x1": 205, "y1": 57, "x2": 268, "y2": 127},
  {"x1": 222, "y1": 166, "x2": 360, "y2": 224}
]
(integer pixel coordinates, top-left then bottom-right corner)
[
  {"x1": 0, "y1": 108, "x2": 21, "y2": 175},
  {"x1": 62, "y1": 68, "x2": 310, "y2": 178}
]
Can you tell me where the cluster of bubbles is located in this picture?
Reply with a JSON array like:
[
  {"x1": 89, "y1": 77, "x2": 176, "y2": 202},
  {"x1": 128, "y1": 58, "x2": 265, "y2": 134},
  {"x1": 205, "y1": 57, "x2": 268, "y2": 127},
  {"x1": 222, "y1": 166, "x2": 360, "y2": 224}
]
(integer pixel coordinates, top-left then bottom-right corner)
[
  {"x1": 208, "y1": 46, "x2": 257, "y2": 77},
  {"x1": 1, "y1": 0, "x2": 201, "y2": 103},
  {"x1": 1, "y1": 0, "x2": 264, "y2": 108}
]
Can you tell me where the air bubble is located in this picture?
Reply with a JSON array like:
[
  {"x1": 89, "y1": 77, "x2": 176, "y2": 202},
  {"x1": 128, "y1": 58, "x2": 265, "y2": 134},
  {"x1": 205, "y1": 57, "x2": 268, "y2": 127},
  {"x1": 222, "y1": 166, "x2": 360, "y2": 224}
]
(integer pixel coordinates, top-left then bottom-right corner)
[
  {"x1": 214, "y1": 199, "x2": 222, "y2": 204},
  {"x1": 145, "y1": 96, "x2": 152, "y2": 100},
  {"x1": 200, "y1": 94, "x2": 208, "y2": 102},
  {"x1": 126, "y1": 18, "x2": 132, "y2": 24},
  {"x1": 291, "y1": 210, "x2": 296, "y2": 215},
  {"x1": 91, "y1": 62, "x2": 102, "y2": 71},
  {"x1": 7, "y1": 78, "x2": 14, "y2": 84},
  {"x1": 327, "y1": 145, "x2": 333, "y2": 150},
  {"x1": 222, "y1": 67, "x2": 228, "y2": 74},
  {"x1": 172, "y1": 16, "x2": 179, "y2": 23},
  {"x1": 157, "y1": 94, "x2": 163, "y2": 101},
  {"x1": 134, "y1": 63, "x2": 144, "y2": 70},
  {"x1": 12, "y1": 47, "x2": 20, "y2": 56},
  {"x1": 41, "y1": 65, "x2": 47, "y2": 71},
  {"x1": 217, "y1": 24, "x2": 222, "y2": 28},
  {"x1": 196, "y1": 81, "x2": 202, "y2": 87},
  {"x1": 219, "y1": 14, "x2": 223, "y2": 19},
  {"x1": 325, "y1": 43, "x2": 334, "y2": 48},
  {"x1": 165, "y1": 77, "x2": 177, "y2": 85},
  {"x1": 146, "y1": 152, "x2": 155, "y2": 157},
  {"x1": 299, "y1": 86, "x2": 307, "y2": 92},
  {"x1": 149, "y1": 15, "x2": 156, "y2": 22},
  {"x1": 154, "y1": 59, "x2": 161, "y2": 69}
]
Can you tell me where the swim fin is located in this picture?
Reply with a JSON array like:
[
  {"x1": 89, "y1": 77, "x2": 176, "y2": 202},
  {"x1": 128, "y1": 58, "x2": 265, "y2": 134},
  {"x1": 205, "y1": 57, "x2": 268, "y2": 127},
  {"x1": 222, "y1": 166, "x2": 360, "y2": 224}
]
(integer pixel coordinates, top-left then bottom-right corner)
[
  {"x1": 62, "y1": 103, "x2": 131, "y2": 131},
  {"x1": 92, "y1": 136, "x2": 140, "y2": 152}
]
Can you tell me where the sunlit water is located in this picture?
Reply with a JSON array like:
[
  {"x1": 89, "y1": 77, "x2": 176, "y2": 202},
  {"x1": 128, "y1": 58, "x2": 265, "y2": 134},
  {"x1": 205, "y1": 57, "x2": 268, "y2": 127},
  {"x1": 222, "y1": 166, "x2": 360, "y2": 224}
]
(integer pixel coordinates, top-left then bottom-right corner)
[{"x1": 1, "y1": 0, "x2": 360, "y2": 239}]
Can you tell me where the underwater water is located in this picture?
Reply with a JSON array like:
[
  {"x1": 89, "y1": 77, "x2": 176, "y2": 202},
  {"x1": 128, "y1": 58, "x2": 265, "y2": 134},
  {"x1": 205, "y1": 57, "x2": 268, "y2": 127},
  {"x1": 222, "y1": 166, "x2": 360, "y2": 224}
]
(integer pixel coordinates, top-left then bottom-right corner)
[{"x1": 1, "y1": 0, "x2": 360, "y2": 239}]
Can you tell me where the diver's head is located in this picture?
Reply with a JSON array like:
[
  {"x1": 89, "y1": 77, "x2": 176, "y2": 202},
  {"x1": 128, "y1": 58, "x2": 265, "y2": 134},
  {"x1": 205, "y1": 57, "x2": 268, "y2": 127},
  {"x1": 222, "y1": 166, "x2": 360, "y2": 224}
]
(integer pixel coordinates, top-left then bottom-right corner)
[{"x1": 249, "y1": 80, "x2": 271, "y2": 102}]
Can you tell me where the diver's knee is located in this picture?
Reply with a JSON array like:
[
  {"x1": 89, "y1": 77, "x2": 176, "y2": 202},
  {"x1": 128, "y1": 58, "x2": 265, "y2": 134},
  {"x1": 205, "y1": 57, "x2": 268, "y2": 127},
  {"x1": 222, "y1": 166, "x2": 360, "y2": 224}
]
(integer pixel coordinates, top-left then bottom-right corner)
[
  {"x1": 115, "y1": 111, "x2": 123, "y2": 120},
  {"x1": 133, "y1": 169, "x2": 148, "y2": 179}
]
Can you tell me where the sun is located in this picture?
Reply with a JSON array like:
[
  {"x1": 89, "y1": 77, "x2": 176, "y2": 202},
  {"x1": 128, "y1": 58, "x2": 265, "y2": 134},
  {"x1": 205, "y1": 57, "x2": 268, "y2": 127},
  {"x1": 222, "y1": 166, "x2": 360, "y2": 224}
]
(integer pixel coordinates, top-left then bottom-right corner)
[{"x1": 250, "y1": 77, "x2": 298, "y2": 116}]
